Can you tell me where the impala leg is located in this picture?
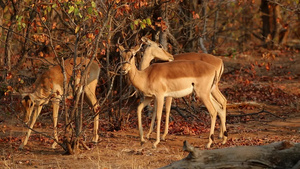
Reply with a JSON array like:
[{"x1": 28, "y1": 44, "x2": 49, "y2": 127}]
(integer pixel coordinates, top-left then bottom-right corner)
[
  {"x1": 19, "y1": 105, "x2": 43, "y2": 149},
  {"x1": 218, "y1": 107, "x2": 228, "y2": 145},
  {"x1": 162, "y1": 97, "x2": 172, "y2": 141},
  {"x1": 200, "y1": 94, "x2": 218, "y2": 148},
  {"x1": 84, "y1": 82, "x2": 100, "y2": 143},
  {"x1": 146, "y1": 99, "x2": 156, "y2": 139},
  {"x1": 211, "y1": 86, "x2": 227, "y2": 140},
  {"x1": 210, "y1": 93, "x2": 227, "y2": 145},
  {"x1": 137, "y1": 97, "x2": 152, "y2": 144},
  {"x1": 153, "y1": 96, "x2": 164, "y2": 149},
  {"x1": 211, "y1": 85, "x2": 227, "y2": 111},
  {"x1": 92, "y1": 112, "x2": 99, "y2": 143},
  {"x1": 51, "y1": 101, "x2": 60, "y2": 148}
]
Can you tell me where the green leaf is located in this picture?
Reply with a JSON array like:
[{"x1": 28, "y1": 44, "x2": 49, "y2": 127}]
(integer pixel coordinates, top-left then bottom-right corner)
[
  {"x1": 130, "y1": 23, "x2": 134, "y2": 30},
  {"x1": 84, "y1": 16, "x2": 90, "y2": 21},
  {"x1": 75, "y1": 1, "x2": 82, "y2": 5},
  {"x1": 140, "y1": 23, "x2": 146, "y2": 29},
  {"x1": 91, "y1": 1, "x2": 96, "y2": 8},
  {"x1": 146, "y1": 18, "x2": 152, "y2": 25},
  {"x1": 68, "y1": 6, "x2": 75, "y2": 14},
  {"x1": 88, "y1": 7, "x2": 93, "y2": 14},
  {"x1": 47, "y1": 6, "x2": 51, "y2": 13},
  {"x1": 52, "y1": 3, "x2": 57, "y2": 8},
  {"x1": 17, "y1": 15, "x2": 23, "y2": 22},
  {"x1": 74, "y1": 8, "x2": 79, "y2": 15},
  {"x1": 134, "y1": 19, "x2": 139, "y2": 26}
]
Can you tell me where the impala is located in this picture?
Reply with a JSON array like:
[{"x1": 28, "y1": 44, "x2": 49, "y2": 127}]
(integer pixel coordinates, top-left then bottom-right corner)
[
  {"x1": 139, "y1": 38, "x2": 174, "y2": 70},
  {"x1": 19, "y1": 57, "x2": 100, "y2": 149},
  {"x1": 140, "y1": 37, "x2": 227, "y2": 143},
  {"x1": 119, "y1": 45, "x2": 227, "y2": 148}
]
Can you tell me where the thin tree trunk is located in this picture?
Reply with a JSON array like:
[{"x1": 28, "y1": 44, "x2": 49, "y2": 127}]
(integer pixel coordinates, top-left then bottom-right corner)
[
  {"x1": 12, "y1": 0, "x2": 37, "y2": 75},
  {"x1": 106, "y1": 16, "x2": 113, "y2": 129},
  {"x1": 73, "y1": 33, "x2": 81, "y2": 140},
  {"x1": 5, "y1": 0, "x2": 20, "y2": 71},
  {"x1": 159, "y1": 2, "x2": 168, "y2": 50},
  {"x1": 0, "y1": 1, "x2": 4, "y2": 66},
  {"x1": 261, "y1": 0, "x2": 271, "y2": 41},
  {"x1": 199, "y1": 0, "x2": 207, "y2": 53},
  {"x1": 271, "y1": 4, "x2": 282, "y2": 45},
  {"x1": 210, "y1": 0, "x2": 219, "y2": 53}
]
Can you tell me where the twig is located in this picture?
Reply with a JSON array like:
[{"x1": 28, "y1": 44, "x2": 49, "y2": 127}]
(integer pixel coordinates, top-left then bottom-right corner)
[
  {"x1": 0, "y1": 25, "x2": 43, "y2": 46},
  {"x1": 80, "y1": 140, "x2": 90, "y2": 150},
  {"x1": 171, "y1": 105, "x2": 204, "y2": 122},
  {"x1": 171, "y1": 106, "x2": 188, "y2": 121},
  {"x1": 228, "y1": 109, "x2": 285, "y2": 120},
  {"x1": 181, "y1": 97, "x2": 205, "y2": 122},
  {"x1": 182, "y1": 97, "x2": 196, "y2": 113}
]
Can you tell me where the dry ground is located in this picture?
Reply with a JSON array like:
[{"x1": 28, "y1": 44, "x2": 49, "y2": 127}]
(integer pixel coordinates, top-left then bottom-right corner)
[{"x1": 0, "y1": 49, "x2": 299, "y2": 168}]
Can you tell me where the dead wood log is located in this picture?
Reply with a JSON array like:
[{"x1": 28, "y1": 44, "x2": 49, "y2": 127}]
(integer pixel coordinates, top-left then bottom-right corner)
[{"x1": 161, "y1": 141, "x2": 300, "y2": 169}]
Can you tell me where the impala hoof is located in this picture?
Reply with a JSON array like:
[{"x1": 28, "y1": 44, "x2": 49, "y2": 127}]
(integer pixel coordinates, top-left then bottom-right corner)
[
  {"x1": 141, "y1": 140, "x2": 145, "y2": 146},
  {"x1": 51, "y1": 142, "x2": 58, "y2": 149},
  {"x1": 19, "y1": 144, "x2": 24, "y2": 150},
  {"x1": 218, "y1": 133, "x2": 223, "y2": 139},
  {"x1": 222, "y1": 137, "x2": 228, "y2": 145},
  {"x1": 153, "y1": 141, "x2": 160, "y2": 149},
  {"x1": 206, "y1": 143, "x2": 212, "y2": 149},
  {"x1": 92, "y1": 135, "x2": 99, "y2": 143}
]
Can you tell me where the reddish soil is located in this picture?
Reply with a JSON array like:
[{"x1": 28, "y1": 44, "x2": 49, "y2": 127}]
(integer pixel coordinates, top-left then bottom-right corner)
[{"x1": 0, "y1": 50, "x2": 299, "y2": 168}]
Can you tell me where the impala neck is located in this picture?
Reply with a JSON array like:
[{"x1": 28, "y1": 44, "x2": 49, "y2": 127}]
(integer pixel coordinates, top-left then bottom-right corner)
[
  {"x1": 128, "y1": 57, "x2": 145, "y2": 92},
  {"x1": 140, "y1": 48, "x2": 153, "y2": 70}
]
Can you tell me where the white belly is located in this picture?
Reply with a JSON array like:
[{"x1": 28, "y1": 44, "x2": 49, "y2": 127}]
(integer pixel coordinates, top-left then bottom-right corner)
[{"x1": 165, "y1": 85, "x2": 193, "y2": 98}]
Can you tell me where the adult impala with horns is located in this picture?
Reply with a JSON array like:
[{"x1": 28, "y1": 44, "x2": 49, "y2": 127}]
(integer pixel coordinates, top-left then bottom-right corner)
[
  {"x1": 119, "y1": 44, "x2": 227, "y2": 148},
  {"x1": 19, "y1": 57, "x2": 100, "y2": 149},
  {"x1": 140, "y1": 37, "x2": 227, "y2": 143}
]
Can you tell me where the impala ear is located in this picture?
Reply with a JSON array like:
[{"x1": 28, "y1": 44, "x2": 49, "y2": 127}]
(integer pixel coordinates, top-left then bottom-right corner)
[{"x1": 141, "y1": 36, "x2": 149, "y2": 43}]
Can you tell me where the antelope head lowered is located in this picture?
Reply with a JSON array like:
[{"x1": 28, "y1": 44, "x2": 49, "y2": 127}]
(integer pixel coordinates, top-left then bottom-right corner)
[{"x1": 19, "y1": 58, "x2": 101, "y2": 149}]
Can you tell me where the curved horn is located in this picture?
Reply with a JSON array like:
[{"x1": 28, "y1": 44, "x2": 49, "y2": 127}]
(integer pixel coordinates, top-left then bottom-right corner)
[{"x1": 131, "y1": 43, "x2": 143, "y2": 56}]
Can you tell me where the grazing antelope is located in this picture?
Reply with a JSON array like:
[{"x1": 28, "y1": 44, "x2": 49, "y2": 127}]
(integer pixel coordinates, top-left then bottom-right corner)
[
  {"x1": 140, "y1": 37, "x2": 227, "y2": 143},
  {"x1": 119, "y1": 45, "x2": 227, "y2": 148},
  {"x1": 19, "y1": 57, "x2": 100, "y2": 149}
]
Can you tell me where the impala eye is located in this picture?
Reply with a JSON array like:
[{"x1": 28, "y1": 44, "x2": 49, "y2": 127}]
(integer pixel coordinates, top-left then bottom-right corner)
[{"x1": 30, "y1": 103, "x2": 33, "y2": 107}]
